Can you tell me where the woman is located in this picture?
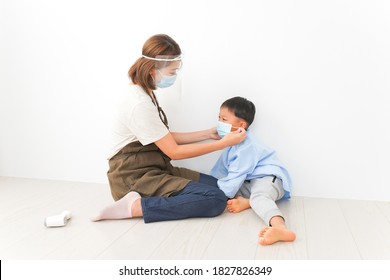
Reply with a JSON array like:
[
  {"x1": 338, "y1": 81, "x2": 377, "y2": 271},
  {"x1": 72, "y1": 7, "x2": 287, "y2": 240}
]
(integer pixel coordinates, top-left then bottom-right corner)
[{"x1": 92, "y1": 34, "x2": 246, "y2": 223}]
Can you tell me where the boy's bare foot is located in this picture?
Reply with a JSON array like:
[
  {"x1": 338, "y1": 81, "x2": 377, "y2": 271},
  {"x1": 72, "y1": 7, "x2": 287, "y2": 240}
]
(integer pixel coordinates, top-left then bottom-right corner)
[
  {"x1": 226, "y1": 196, "x2": 251, "y2": 213},
  {"x1": 258, "y1": 226, "x2": 296, "y2": 245}
]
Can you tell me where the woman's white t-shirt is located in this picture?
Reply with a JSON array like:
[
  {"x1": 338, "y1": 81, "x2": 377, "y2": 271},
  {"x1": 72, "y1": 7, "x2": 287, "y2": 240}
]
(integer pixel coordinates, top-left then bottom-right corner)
[{"x1": 107, "y1": 85, "x2": 169, "y2": 159}]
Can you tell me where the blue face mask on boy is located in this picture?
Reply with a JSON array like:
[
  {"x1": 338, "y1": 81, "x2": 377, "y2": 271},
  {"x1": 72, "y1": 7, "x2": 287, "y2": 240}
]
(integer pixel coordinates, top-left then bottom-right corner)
[
  {"x1": 156, "y1": 70, "x2": 177, "y2": 88},
  {"x1": 217, "y1": 121, "x2": 232, "y2": 138}
]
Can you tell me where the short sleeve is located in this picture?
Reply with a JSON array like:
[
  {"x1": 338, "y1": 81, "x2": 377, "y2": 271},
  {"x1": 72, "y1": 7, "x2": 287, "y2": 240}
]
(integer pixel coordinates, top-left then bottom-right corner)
[{"x1": 130, "y1": 101, "x2": 169, "y2": 145}]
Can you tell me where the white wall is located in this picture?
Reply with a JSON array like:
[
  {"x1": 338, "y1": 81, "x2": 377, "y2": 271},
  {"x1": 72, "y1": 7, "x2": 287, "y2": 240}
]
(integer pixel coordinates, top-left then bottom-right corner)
[{"x1": 1, "y1": 0, "x2": 389, "y2": 201}]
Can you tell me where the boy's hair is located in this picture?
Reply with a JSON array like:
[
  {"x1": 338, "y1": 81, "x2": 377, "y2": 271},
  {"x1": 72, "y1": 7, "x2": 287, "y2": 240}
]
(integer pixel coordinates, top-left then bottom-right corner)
[{"x1": 221, "y1": 96, "x2": 256, "y2": 129}]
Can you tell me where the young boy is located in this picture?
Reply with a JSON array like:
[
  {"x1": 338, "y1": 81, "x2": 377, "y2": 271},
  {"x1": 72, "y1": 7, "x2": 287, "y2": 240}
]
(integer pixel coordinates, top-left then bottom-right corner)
[{"x1": 211, "y1": 96, "x2": 296, "y2": 245}]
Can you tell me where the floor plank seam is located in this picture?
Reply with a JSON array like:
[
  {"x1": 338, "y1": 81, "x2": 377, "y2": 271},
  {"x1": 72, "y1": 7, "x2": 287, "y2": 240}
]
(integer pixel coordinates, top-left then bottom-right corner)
[
  {"x1": 337, "y1": 199, "x2": 363, "y2": 260},
  {"x1": 95, "y1": 219, "x2": 142, "y2": 259}
]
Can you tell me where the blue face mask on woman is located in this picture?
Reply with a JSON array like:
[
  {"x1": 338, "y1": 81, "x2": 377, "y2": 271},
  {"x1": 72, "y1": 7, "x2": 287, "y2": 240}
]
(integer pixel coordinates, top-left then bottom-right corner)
[
  {"x1": 156, "y1": 70, "x2": 177, "y2": 88},
  {"x1": 217, "y1": 121, "x2": 232, "y2": 138}
]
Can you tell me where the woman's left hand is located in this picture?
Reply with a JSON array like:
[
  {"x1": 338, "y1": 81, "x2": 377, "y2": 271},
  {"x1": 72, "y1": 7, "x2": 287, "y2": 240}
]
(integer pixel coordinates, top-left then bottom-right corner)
[{"x1": 209, "y1": 127, "x2": 221, "y2": 140}]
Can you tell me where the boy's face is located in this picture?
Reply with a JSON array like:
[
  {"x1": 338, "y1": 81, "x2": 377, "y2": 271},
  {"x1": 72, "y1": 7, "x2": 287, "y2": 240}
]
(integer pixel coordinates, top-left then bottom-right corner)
[{"x1": 218, "y1": 106, "x2": 247, "y2": 131}]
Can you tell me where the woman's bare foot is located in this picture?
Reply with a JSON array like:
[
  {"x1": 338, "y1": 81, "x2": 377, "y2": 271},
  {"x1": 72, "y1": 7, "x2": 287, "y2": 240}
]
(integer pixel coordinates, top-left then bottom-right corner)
[
  {"x1": 226, "y1": 196, "x2": 251, "y2": 213},
  {"x1": 258, "y1": 226, "x2": 296, "y2": 245}
]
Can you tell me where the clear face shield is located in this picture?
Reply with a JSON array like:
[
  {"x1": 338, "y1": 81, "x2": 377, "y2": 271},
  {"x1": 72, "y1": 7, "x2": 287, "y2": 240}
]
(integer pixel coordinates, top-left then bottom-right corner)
[
  {"x1": 142, "y1": 54, "x2": 183, "y2": 129},
  {"x1": 142, "y1": 54, "x2": 182, "y2": 89}
]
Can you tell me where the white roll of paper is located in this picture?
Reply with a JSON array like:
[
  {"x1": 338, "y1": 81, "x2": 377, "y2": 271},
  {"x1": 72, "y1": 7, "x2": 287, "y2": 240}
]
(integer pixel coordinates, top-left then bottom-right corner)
[{"x1": 44, "y1": 210, "x2": 72, "y2": 227}]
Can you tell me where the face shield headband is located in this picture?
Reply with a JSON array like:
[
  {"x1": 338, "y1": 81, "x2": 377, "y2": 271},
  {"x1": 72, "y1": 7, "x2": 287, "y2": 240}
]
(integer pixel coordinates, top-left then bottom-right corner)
[
  {"x1": 142, "y1": 54, "x2": 182, "y2": 88},
  {"x1": 142, "y1": 54, "x2": 182, "y2": 61}
]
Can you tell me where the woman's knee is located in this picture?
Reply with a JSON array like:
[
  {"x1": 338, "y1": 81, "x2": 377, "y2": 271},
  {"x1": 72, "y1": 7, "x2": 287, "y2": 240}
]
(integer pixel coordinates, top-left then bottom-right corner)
[
  {"x1": 199, "y1": 173, "x2": 218, "y2": 187},
  {"x1": 184, "y1": 180, "x2": 226, "y2": 217},
  {"x1": 206, "y1": 188, "x2": 227, "y2": 217}
]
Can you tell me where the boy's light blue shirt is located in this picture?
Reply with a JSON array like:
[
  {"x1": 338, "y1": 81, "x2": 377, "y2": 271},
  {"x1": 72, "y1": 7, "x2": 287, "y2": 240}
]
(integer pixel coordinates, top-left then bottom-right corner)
[{"x1": 210, "y1": 130, "x2": 291, "y2": 199}]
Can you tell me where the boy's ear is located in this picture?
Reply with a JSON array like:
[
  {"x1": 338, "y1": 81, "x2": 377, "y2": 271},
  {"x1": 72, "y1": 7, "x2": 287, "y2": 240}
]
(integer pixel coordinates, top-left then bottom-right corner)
[{"x1": 239, "y1": 121, "x2": 248, "y2": 130}]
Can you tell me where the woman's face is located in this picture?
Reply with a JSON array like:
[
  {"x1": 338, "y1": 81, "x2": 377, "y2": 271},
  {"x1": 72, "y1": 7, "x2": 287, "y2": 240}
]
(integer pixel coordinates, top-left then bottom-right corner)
[{"x1": 155, "y1": 60, "x2": 181, "y2": 80}]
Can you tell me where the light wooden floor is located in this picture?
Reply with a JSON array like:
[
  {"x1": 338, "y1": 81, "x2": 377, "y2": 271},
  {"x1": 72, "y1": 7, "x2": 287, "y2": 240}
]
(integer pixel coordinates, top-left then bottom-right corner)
[{"x1": 1, "y1": 176, "x2": 390, "y2": 260}]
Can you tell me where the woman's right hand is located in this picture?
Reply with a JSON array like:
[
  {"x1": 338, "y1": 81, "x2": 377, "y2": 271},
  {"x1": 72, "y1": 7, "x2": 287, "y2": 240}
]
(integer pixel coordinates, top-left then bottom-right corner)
[{"x1": 220, "y1": 127, "x2": 247, "y2": 146}]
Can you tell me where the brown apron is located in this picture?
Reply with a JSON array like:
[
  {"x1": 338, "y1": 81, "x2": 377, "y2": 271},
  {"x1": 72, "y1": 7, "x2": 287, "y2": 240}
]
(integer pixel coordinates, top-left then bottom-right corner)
[{"x1": 107, "y1": 141, "x2": 200, "y2": 201}]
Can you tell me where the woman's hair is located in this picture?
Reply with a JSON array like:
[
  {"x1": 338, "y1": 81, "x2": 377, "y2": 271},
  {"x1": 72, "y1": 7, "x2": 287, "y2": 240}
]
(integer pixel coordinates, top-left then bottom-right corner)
[
  {"x1": 221, "y1": 96, "x2": 256, "y2": 129},
  {"x1": 128, "y1": 34, "x2": 181, "y2": 93}
]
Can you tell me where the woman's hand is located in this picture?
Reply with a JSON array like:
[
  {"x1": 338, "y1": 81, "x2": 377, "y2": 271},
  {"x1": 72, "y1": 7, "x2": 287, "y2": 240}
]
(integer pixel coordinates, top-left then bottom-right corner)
[
  {"x1": 220, "y1": 127, "x2": 246, "y2": 146},
  {"x1": 155, "y1": 128, "x2": 246, "y2": 160},
  {"x1": 209, "y1": 127, "x2": 222, "y2": 140}
]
